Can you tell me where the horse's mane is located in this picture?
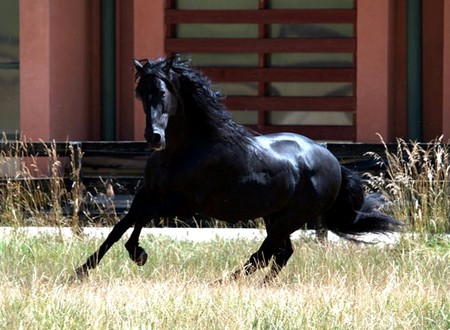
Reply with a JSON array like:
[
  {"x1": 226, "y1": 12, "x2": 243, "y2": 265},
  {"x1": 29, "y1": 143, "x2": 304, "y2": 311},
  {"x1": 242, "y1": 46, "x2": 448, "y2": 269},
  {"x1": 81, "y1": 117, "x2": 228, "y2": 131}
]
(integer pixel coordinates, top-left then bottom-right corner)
[{"x1": 135, "y1": 57, "x2": 255, "y2": 146}]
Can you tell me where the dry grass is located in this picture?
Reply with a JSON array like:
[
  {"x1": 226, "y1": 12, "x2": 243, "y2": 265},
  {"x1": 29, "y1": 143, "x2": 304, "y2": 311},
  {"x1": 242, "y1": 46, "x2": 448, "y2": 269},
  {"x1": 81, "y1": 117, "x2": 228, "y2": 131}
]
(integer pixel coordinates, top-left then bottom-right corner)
[
  {"x1": 365, "y1": 135, "x2": 450, "y2": 237},
  {"x1": 1, "y1": 232, "x2": 449, "y2": 329},
  {"x1": 1, "y1": 136, "x2": 450, "y2": 328},
  {"x1": 0, "y1": 136, "x2": 108, "y2": 231},
  {"x1": 0, "y1": 137, "x2": 79, "y2": 228}
]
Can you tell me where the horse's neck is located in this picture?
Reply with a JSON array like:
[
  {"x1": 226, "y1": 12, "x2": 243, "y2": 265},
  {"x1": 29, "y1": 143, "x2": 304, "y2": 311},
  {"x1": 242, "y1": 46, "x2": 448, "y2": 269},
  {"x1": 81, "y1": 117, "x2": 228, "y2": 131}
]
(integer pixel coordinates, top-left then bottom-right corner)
[
  {"x1": 167, "y1": 96, "x2": 234, "y2": 149},
  {"x1": 165, "y1": 111, "x2": 200, "y2": 149}
]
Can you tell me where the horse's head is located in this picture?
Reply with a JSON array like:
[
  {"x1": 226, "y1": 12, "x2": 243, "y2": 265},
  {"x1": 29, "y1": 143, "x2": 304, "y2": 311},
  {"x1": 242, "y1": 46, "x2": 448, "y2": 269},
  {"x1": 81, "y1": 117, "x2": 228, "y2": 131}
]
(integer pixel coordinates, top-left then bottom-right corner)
[{"x1": 134, "y1": 57, "x2": 179, "y2": 150}]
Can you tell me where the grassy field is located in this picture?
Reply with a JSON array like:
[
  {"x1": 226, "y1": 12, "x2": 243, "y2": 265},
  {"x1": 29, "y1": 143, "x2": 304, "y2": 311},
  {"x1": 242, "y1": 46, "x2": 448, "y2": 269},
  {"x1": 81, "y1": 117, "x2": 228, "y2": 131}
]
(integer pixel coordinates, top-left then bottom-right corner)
[
  {"x1": 1, "y1": 137, "x2": 450, "y2": 328},
  {"x1": 1, "y1": 231, "x2": 449, "y2": 329}
]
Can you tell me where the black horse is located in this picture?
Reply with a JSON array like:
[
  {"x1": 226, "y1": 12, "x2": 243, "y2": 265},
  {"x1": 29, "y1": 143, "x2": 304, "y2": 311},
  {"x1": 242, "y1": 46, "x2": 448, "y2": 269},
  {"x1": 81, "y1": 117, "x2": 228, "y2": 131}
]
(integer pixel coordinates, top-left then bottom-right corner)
[{"x1": 76, "y1": 57, "x2": 401, "y2": 282}]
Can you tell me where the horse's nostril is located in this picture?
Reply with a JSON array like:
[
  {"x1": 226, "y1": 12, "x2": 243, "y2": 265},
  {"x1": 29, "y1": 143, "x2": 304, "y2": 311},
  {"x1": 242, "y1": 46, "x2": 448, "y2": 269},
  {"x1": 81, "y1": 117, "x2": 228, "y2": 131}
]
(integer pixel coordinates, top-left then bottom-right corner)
[{"x1": 152, "y1": 133, "x2": 162, "y2": 144}]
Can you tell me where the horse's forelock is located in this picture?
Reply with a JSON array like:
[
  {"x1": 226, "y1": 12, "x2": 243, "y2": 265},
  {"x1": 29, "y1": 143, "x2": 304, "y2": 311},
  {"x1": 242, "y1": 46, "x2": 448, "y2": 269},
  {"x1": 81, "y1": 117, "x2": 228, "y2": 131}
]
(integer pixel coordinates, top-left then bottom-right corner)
[{"x1": 135, "y1": 66, "x2": 181, "y2": 104}]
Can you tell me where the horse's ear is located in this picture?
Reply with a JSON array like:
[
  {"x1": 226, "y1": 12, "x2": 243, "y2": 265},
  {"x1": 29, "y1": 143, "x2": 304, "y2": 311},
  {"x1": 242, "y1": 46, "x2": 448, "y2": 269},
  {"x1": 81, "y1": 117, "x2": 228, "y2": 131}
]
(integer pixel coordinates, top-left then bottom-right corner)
[
  {"x1": 134, "y1": 59, "x2": 145, "y2": 75},
  {"x1": 163, "y1": 56, "x2": 175, "y2": 74}
]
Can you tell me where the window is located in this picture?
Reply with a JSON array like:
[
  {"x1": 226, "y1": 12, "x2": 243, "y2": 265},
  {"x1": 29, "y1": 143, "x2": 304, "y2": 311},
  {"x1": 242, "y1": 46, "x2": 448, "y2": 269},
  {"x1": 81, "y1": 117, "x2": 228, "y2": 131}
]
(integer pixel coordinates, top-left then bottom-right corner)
[{"x1": 0, "y1": 1, "x2": 20, "y2": 138}]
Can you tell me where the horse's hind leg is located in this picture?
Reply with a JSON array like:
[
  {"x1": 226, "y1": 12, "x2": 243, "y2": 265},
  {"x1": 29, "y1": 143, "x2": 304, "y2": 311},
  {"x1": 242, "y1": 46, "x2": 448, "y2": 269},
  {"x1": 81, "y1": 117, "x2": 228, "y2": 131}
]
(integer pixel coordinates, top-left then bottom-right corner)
[
  {"x1": 315, "y1": 215, "x2": 328, "y2": 242},
  {"x1": 231, "y1": 223, "x2": 294, "y2": 280},
  {"x1": 264, "y1": 237, "x2": 294, "y2": 283},
  {"x1": 75, "y1": 187, "x2": 149, "y2": 279}
]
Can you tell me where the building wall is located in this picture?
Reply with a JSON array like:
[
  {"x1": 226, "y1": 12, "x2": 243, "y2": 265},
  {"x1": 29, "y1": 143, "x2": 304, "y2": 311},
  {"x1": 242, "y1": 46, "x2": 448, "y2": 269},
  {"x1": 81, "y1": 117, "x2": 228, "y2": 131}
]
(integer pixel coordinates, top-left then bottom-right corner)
[
  {"x1": 17, "y1": 0, "x2": 450, "y2": 142},
  {"x1": 116, "y1": 0, "x2": 165, "y2": 141},
  {"x1": 20, "y1": 0, "x2": 101, "y2": 141},
  {"x1": 50, "y1": 1, "x2": 99, "y2": 140},
  {"x1": 19, "y1": 0, "x2": 51, "y2": 141},
  {"x1": 356, "y1": 0, "x2": 393, "y2": 141},
  {"x1": 423, "y1": 0, "x2": 450, "y2": 140},
  {"x1": 444, "y1": 0, "x2": 450, "y2": 135}
]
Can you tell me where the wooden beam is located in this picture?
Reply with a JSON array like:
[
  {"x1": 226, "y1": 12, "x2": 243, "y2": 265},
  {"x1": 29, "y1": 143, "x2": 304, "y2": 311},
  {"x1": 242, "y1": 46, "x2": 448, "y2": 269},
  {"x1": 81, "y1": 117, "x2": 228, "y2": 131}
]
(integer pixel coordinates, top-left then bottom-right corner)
[
  {"x1": 225, "y1": 96, "x2": 355, "y2": 111},
  {"x1": 166, "y1": 9, "x2": 356, "y2": 24},
  {"x1": 201, "y1": 68, "x2": 355, "y2": 82},
  {"x1": 166, "y1": 38, "x2": 356, "y2": 53}
]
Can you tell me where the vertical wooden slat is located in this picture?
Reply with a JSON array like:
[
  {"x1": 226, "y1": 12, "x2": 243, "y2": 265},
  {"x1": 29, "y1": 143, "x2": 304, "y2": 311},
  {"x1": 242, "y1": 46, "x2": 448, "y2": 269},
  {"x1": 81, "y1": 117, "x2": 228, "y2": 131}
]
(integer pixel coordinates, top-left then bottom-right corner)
[
  {"x1": 165, "y1": 0, "x2": 175, "y2": 56},
  {"x1": 258, "y1": 0, "x2": 268, "y2": 128},
  {"x1": 352, "y1": 0, "x2": 358, "y2": 129}
]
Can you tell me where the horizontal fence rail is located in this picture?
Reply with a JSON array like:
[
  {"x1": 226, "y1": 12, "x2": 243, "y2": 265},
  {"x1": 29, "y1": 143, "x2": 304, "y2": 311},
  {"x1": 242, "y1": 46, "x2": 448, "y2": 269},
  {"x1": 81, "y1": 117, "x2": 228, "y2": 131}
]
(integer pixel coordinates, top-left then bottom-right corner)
[
  {"x1": 165, "y1": 9, "x2": 357, "y2": 24},
  {"x1": 1, "y1": 141, "x2": 446, "y2": 227},
  {"x1": 0, "y1": 140, "x2": 400, "y2": 178}
]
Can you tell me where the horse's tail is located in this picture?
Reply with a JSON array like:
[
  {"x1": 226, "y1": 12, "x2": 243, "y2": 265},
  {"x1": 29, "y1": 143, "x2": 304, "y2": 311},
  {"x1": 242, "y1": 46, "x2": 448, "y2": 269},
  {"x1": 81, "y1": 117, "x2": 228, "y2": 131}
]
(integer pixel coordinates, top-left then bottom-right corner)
[{"x1": 323, "y1": 166, "x2": 403, "y2": 240}]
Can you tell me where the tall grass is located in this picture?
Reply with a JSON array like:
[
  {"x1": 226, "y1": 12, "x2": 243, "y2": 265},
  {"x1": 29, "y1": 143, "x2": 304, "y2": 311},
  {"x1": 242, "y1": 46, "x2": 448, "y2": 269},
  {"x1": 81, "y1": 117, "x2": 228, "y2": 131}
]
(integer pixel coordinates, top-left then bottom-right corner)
[
  {"x1": 0, "y1": 136, "x2": 82, "y2": 231},
  {"x1": 1, "y1": 136, "x2": 450, "y2": 328},
  {"x1": 1, "y1": 232, "x2": 449, "y2": 329},
  {"x1": 366, "y1": 135, "x2": 450, "y2": 237}
]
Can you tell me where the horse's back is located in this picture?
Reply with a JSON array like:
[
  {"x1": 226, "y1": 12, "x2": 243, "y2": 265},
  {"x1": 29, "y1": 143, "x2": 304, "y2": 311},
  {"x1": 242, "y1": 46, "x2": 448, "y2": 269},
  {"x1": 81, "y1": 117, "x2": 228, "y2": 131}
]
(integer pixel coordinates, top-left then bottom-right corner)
[
  {"x1": 255, "y1": 133, "x2": 342, "y2": 216},
  {"x1": 255, "y1": 133, "x2": 339, "y2": 174}
]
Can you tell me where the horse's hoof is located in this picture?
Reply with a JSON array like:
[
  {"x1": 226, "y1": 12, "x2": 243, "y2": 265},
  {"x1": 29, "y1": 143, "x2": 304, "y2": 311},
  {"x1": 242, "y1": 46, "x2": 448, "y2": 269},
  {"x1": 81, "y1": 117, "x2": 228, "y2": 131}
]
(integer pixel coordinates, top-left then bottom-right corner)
[
  {"x1": 212, "y1": 277, "x2": 225, "y2": 285},
  {"x1": 131, "y1": 247, "x2": 148, "y2": 266},
  {"x1": 74, "y1": 267, "x2": 89, "y2": 281},
  {"x1": 135, "y1": 251, "x2": 148, "y2": 266},
  {"x1": 212, "y1": 271, "x2": 240, "y2": 285}
]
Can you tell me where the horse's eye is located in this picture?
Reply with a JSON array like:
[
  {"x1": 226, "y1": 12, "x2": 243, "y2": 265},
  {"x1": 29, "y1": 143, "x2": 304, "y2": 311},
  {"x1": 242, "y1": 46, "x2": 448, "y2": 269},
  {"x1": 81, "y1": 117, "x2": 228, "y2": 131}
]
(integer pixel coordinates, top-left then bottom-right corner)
[{"x1": 150, "y1": 90, "x2": 165, "y2": 99}]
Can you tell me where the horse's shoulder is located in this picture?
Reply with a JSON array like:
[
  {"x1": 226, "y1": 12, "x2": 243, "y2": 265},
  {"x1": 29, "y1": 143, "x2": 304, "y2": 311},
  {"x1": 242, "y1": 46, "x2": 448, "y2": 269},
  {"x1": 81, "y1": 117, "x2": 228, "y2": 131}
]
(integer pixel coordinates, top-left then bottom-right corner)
[{"x1": 254, "y1": 133, "x2": 321, "y2": 154}]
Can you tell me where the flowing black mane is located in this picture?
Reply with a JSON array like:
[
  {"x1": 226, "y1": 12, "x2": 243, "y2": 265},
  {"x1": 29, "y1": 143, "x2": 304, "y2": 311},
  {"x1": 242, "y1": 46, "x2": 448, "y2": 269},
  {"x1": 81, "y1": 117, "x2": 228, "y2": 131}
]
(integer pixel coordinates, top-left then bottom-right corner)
[{"x1": 135, "y1": 57, "x2": 255, "y2": 145}]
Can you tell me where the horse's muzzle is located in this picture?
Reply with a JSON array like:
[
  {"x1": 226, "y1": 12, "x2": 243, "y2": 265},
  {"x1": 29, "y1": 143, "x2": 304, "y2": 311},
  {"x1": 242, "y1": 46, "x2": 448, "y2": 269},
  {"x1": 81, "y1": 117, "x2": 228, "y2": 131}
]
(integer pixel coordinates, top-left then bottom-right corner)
[{"x1": 146, "y1": 131, "x2": 166, "y2": 151}]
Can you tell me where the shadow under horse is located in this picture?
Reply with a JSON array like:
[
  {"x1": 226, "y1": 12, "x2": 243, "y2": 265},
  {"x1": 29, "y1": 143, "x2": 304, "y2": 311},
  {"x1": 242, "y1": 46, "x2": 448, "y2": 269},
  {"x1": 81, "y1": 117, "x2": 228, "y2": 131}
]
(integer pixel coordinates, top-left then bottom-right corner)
[{"x1": 76, "y1": 57, "x2": 402, "y2": 283}]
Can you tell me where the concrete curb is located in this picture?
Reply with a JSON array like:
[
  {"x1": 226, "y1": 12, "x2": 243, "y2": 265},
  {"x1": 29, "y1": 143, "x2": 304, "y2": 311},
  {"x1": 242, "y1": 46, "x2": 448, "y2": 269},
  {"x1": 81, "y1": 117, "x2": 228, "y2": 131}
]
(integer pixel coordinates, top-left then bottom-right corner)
[{"x1": 0, "y1": 226, "x2": 400, "y2": 245}]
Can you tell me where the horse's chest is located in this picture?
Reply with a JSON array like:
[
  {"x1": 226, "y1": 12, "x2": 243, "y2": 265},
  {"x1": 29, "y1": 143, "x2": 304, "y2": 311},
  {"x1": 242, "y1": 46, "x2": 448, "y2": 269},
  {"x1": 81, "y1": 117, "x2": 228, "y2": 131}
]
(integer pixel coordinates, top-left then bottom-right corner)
[{"x1": 146, "y1": 157, "x2": 218, "y2": 195}]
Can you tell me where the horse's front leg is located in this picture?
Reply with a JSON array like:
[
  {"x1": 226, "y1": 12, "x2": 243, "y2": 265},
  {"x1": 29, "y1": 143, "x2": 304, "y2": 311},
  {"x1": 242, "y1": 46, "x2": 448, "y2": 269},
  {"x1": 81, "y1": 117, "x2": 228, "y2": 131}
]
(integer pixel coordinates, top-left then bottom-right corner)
[
  {"x1": 75, "y1": 187, "x2": 151, "y2": 279},
  {"x1": 124, "y1": 221, "x2": 148, "y2": 266},
  {"x1": 124, "y1": 199, "x2": 185, "y2": 266}
]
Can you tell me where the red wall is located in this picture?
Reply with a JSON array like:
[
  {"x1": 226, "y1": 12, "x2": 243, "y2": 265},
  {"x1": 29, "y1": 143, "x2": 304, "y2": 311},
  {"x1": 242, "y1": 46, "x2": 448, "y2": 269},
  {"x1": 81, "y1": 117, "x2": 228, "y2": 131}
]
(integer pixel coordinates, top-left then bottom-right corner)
[
  {"x1": 423, "y1": 0, "x2": 450, "y2": 140},
  {"x1": 444, "y1": 1, "x2": 450, "y2": 135},
  {"x1": 356, "y1": 0, "x2": 393, "y2": 141},
  {"x1": 18, "y1": 0, "x2": 450, "y2": 142},
  {"x1": 20, "y1": 0, "x2": 101, "y2": 141},
  {"x1": 116, "y1": 0, "x2": 165, "y2": 141}
]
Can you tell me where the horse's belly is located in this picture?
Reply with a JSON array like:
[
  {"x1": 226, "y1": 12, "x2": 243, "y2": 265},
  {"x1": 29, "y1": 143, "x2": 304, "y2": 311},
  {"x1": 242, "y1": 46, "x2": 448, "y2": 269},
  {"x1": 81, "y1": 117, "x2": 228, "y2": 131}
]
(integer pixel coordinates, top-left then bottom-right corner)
[{"x1": 199, "y1": 176, "x2": 295, "y2": 221}]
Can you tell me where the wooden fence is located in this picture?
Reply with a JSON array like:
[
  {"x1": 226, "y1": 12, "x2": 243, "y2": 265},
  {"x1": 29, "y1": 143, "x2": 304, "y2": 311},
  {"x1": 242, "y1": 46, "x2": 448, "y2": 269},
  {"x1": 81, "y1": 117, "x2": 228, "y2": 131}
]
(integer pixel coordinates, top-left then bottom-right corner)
[{"x1": 1, "y1": 141, "x2": 395, "y2": 226}]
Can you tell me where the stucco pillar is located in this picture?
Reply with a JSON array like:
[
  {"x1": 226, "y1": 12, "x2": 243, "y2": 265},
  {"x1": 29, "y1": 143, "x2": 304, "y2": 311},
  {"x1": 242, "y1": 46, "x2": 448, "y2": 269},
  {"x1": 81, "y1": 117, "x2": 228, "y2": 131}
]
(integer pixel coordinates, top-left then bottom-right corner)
[
  {"x1": 443, "y1": 0, "x2": 450, "y2": 139},
  {"x1": 356, "y1": 0, "x2": 393, "y2": 142},
  {"x1": 133, "y1": 0, "x2": 165, "y2": 141},
  {"x1": 20, "y1": 0, "x2": 51, "y2": 141},
  {"x1": 20, "y1": 0, "x2": 99, "y2": 141}
]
